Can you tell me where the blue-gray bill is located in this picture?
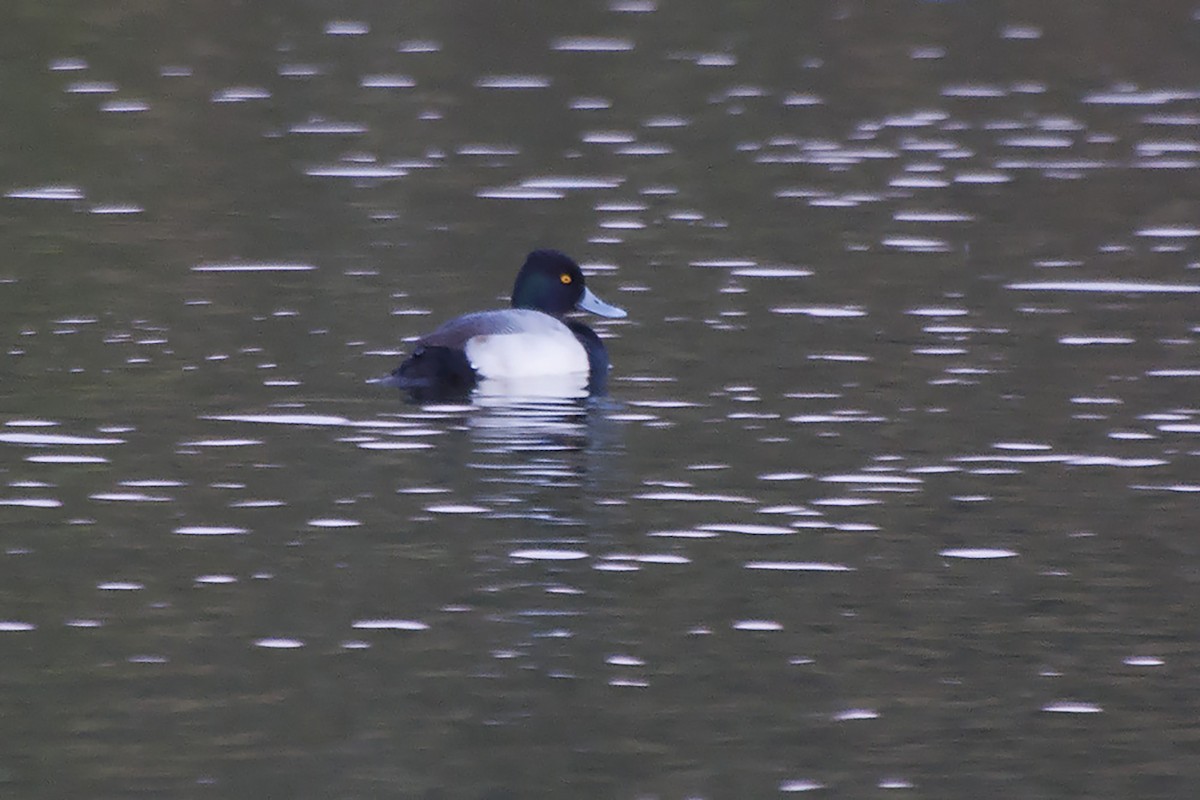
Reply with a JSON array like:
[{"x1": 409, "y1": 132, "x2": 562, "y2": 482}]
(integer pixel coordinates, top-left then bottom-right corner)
[{"x1": 576, "y1": 286, "x2": 626, "y2": 318}]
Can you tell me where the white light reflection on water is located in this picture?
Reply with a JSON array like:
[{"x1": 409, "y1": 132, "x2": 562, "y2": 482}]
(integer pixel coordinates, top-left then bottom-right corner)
[
  {"x1": 360, "y1": 74, "x2": 416, "y2": 89},
  {"x1": 357, "y1": 441, "x2": 435, "y2": 451},
  {"x1": 833, "y1": 708, "x2": 880, "y2": 721},
  {"x1": 90, "y1": 204, "x2": 143, "y2": 214},
  {"x1": 879, "y1": 778, "x2": 915, "y2": 790},
  {"x1": 780, "y1": 778, "x2": 825, "y2": 792},
  {"x1": 1058, "y1": 336, "x2": 1134, "y2": 345},
  {"x1": 806, "y1": 353, "x2": 872, "y2": 363},
  {"x1": 1137, "y1": 225, "x2": 1200, "y2": 237},
  {"x1": 128, "y1": 654, "x2": 168, "y2": 664},
  {"x1": 550, "y1": 36, "x2": 634, "y2": 52},
  {"x1": 789, "y1": 413, "x2": 888, "y2": 424},
  {"x1": 324, "y1": 20, "x2": 368, "y2": 35},
  {"x1": 700, "y1": 523, "x2": 792, "y2": 535},
  {"x1": 66, "y1": 81, "x2": 117, "y2": 94},
  {"x1": 0, "y1": 432, "x2": 124, "y2": 445},
  {"x1": 0, "y1": 621, "x2": 36, "y2": 632},
  {"x1": 601, "y1": 552, "x2": 690, "y2": 566},
  {"x1": 177, "y1": 438, "x2": 261, "y2": 448},
  {"x1": 594, "y1": 561, "x2": 639, "y2": 573},
  {"x1": 288, "y1": 119, "x2": 367, "y2": 135},
  {"x1": 883, "y1": 236, "x2": 951, "y2": 252},
  {"x1": 939, "y1": 548, "x2": 1018, "y2": 559},
  {"x1": 647, "y1": 529, "x2": 720, "y2": 539},
  {"x1": 478, "y1": 187, "x2": 564, "y2": 200},
  {"x1": 211, "y1": 86, "x2": 270, "y2": 103},
  {"x1": 509, "y1": 549, "x2": 588, "y2": 561},
  {"x1": 746, "y1": 561, "x2": 854, "y2": 572},
  {"x1": 49, "y1": 57, "x2": 88, "y2": 71},
  {"x1": 606, "y1": 654, "x2": 645, "y2": 666},
  {"x1": 731, "y1": 267, "x2": 811, "y2": 278},
  {"x1": 1008, "y1": 280, "x2": 1200, "y2": 293},
  {"x1": 192, "y1": 263, "x2": 316, "y2": 273},
  {"x1": 820, "y1": 474, "x2": 923, "y2": 487},
  {"x1": 7, "y1": 185, "x2": 83, "y2": 200},
  {"x1": 1042, "y1": 701, "x2": 1103, "y2": 714},
  {"x1": 635, "y1": 491, "x2": 755, "y2": 503},
  {"x1": 101, "y1": 100, "x2": 149, "y2": 113},
  {"x1": 732, "y1": 620, "x2": 783, "y2": 631},
  {"x1": 0, "y1": 498, "x2": 61, "y2": 508},
  {"x1": 894, "y1": 210, "x2": 975, "y2": 222},
  {"x1": 608, "y1": 677, "x2": 650, "y2": 688},
  {"x1": 424, "y1": 504, "x2": 489, "y2": 514},
  {"x1": 90, "y1": 492, "x2": 172, "y2": 502},
  {"x1": 195, "y1": 575, "x2": 238, "y2": 585},
  {"x1": 952, "y1": 452, "x2": 1166, "y2": 468},
  {"x1": 772, "y1": 306, "x2": 866, "y2": 317},
  {"x1": 204, "y1": 413, "x2": 443, "y2": 452},
  {"x1": 954, "y1": 171, "x2": 1012, "y2": 184},
  {"x1": 351, "y1": 619, "x2": 430, "y2": 631},
  {"x1": 305, "y1": 164, "x2": 407, "y2": 178},
  {"x1": 254, "y1": 638, "x2": 305, "y2": 649},
  {"x1": 205, "y1": 413, "x2": 417, "y2": 428},
  {"x1": 1146, "y1": 369, "x2": 1200, "y2": 378},
  {"x1": 524, "y1": 175, "x2": 624, "y2": 190},
  {"x1": 174, "y1": 526, "x2": 249, "y2": 536},
  {"x1": 279, "y1": 63, "x2": 322, "y2": 78},
  {"x1": 475, "y1": 75, "x2": 552, "y2": 89},
  {"x1": 609, "y1": 0, "x2": 656, "y2": 12},
  {"x1": 1124, "y1": 656, "x2": 1165, "y2": 667},
  {"x1": 1129, "y1": 483, "x2": 1200, "y2": 493},
  {"x1": 1085, "y1": 88, "x2": 1197, "y2": 105}
]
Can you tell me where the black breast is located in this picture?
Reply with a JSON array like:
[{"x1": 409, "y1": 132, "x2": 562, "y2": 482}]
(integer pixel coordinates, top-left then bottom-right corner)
[{"x1": 565, "y1": 320, "x2": 610, "y2": 395}]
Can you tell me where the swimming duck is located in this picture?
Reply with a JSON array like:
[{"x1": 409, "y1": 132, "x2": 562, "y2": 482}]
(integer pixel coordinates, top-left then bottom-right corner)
[{"x1": 382, "y1": 249, "x2": 627, "y2": 399}]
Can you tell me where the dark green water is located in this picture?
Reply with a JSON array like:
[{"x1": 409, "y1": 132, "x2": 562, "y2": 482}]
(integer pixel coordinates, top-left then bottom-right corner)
[{"x1": 2, "y1": 2, "x2": 1200, "y2": 797}]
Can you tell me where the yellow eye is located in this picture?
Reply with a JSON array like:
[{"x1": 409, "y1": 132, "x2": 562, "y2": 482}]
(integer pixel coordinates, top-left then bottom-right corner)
[{"x1": 560, "y1": 273, "x2": 572, "y2": 284}]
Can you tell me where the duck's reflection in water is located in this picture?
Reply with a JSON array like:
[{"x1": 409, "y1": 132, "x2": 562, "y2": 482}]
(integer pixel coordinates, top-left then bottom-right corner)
[
  {"x1": 395, "y1": 372, "x2": 626, "y2": 524},
  {"x1": 453, "y1": 390, "x2": 629, "y2": 701},
  {"x1": 468, "y1": 389, "x2": 623, "y2": 501},
  {"x1": 474, "y1": 371, "x2": 591, "y2": 404}
]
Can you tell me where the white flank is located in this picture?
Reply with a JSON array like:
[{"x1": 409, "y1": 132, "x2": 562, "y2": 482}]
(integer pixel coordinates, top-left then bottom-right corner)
[{"x1": 465, "y1": 322, "x2": 588, "y2": 378}]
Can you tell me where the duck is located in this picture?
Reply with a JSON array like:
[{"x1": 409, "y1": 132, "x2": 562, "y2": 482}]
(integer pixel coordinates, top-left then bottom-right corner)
[{"x1": 381, "y1": 249, "x2": 627, "y2": 399}]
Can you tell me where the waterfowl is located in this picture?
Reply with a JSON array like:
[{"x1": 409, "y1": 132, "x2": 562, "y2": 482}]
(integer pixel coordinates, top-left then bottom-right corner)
[{"x1": 382, "y1": 249, "x2": 627, "y2": 399}]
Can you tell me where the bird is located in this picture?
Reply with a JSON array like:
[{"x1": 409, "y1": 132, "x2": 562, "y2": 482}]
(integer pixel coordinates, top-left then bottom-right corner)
[{"x1": 381, "y1": 249, "x2": 627, "y2": 400}]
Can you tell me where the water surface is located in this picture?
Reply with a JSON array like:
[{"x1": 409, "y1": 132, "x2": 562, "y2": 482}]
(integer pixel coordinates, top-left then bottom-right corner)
[{"x1": 2, "y1": 2, "x2": 1200, "y2": 797}]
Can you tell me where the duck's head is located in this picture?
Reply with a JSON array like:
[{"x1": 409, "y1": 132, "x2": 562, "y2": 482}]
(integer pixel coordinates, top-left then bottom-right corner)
[{"x1": 511, "y1": 249, "x2": 627, "y2": 319}]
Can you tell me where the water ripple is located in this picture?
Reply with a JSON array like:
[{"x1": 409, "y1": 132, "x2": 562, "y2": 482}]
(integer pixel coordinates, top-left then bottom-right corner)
[
  {"x1": 174, "y1": 526, "x2": 249, "y2": 536},
  {"x1": 939, "y1": 548, "x2": 1018, "y2": 559},
  {"x1": 0, "y1": 432, "x2": 124, "y2": 446},
  {"x1": 254, "y1": 638, "x2": 305, "y2": 649},
  {"x1": 746, "y1": 561, "x2": 854, "y2": 572},
  {"x1": 1008, "y1": 280, "x2": 1200, "y2": 293},
  {"x1": 551, "y1": 37, "x2": 634, "y2": 52},
  {"x1": 352, "y1": 619, "x2": 430, "y2": 631}
]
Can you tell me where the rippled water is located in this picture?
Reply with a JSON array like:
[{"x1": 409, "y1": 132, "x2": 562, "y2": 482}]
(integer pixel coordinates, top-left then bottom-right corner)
[{"x1": 3, "y1": 2, "x2": 1200, "y2": 797}]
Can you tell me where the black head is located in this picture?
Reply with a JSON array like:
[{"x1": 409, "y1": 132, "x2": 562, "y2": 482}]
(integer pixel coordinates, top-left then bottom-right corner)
[
  {"x1": 510, "y1": 250, "x2": 585, "y2": 314},
  {"x1": 510, "y1": 250, "x2": 627, "y2": 319}
]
